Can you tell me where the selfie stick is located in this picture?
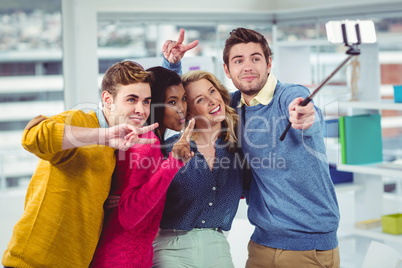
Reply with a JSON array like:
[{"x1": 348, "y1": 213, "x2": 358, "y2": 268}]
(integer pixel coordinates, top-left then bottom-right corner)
[{"x1": 279, "y1": 23, "x2": 362, "y2": 141}]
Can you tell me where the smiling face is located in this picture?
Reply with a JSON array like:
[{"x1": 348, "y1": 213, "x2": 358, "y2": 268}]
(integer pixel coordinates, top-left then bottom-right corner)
[
  {"x1": 102, "y1": 82, "x2": 151, "y2": 127},
  {"x1": 163, "y1": 83, "x2": 187, "y2": 132},
  {"x1": 223, "y1": 42, "x2": 271, "y2": 103},
  {"x1": 185, "y1": 78, "x2": 226, "y2": 129}
]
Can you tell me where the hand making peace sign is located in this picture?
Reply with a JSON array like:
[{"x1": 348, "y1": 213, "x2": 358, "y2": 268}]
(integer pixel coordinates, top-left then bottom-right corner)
[
  {"x1": 162, "y1": 28, "x2": 199, "y2": 64},
  {"x1": 171, "y1": 118, "x2": 195, "y2": 163},
  {"x1": 108, "y1": 122, "x2": 159, "y2": 151}
]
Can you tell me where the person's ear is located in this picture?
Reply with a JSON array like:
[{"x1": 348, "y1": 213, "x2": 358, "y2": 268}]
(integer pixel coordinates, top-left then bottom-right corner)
[
  {"x1": 101, "y1": 91, "x2": 115, "y2": 110},
  {"x1": 223, "y1": 63, "x2": 231, "y2": 79},
  {"x1": 267, "y1": 56, "x2": 272, "y2": 74}
]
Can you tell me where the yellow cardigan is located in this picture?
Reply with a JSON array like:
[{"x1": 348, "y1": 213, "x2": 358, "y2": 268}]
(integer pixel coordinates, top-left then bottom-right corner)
[{"x1": 2, "y1": 109, "x2": 115, "y2": 268}]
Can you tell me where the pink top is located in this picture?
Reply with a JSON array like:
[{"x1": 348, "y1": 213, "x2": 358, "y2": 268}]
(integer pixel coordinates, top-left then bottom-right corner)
[{"x1": 90, "y1": 131, "x2": 184, "y2": 268}]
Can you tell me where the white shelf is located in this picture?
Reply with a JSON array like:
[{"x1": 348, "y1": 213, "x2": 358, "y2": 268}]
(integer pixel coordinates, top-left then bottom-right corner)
[
  {"x1": 334, "y1": 182, "x2": 365, "y2": 193},
  {"x1": 341, "y1": 226, "x2": 402, "y2": 244},
  {"x1": 338, "y1": 100, "x2": 402, "y2": 111},
  {"x1": 0, "y1": 75, "x2": 63, "y2": 93},
  {"x1": 337, "y1": 163, "x2": 402, "y2": 178},
  {"x1": 0, "y1": 101, "x2": 65, "y2": 122}
]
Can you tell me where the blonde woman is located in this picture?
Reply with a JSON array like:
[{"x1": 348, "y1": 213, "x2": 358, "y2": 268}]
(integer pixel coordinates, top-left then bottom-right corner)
[{"x1": 152, "y1": 71, "x2": 250, "y2": 268}]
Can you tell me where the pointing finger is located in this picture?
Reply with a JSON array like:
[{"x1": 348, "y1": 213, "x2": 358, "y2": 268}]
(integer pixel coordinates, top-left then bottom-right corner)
[
  {"x1": 137, "y1": 137, "x2": 157, "y2": 145},
  {"x1": 181, "y1": 40, "x2": 199, "y2": 52},
  {"x1": 124, "y1": 123, "x2": 159, "y2": 142},
  {"x1": 137, "y1": 123, "x2": 159, "y2": 134},
  {"x1": 176, "y1": 28, "x2": 185, "y2": 45},
  {"x1": 180, "y1": 118, "x2": 195, "y2": 142},
  {"x1": 125, "y1": 135, "x2": 157, "y2": 147}
]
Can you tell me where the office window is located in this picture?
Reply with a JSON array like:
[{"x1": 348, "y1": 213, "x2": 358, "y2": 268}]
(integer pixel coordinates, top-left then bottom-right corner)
[
  {"x1": 374, "y1": 17, "x2": 402, "y2": 86},
  {"x1": 277, "y1": 22, "x2": 317, "y2": 42},
  {"x1": 96, "y1": 22, "x2": 273, "y2": 90},
  {"x1": 97, "y1": 21, "x2": 153, "y2": 68},
  {"x1": 0, "y1": 0, "x2": 63, "y2": 189},
  {"x1": 375, "y1": 17, "x2": 402, "y2": 40},
  {"x1": 97, "y1": 23, "x2": 215, "y2": 71},
  {"x1": 0, "y1": 62, "x2": 35, "y2": 76}
]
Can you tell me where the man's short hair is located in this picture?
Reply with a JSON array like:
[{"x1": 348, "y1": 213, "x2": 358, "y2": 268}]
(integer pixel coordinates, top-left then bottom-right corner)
[{"x1": 101, "y1": 61, "x2": 153, "y2": 98}]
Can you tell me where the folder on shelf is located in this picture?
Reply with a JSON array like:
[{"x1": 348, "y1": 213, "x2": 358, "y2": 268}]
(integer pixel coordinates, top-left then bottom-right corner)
[
  {"x1": 339, "y1": 116, "x2": 347, "y2": 164},
  {"x1": 338, "y1": 113, "x2": 383, "y2": 165}
]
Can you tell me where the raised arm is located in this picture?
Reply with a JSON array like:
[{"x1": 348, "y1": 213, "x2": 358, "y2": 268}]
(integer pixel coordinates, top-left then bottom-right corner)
[
  {"x1": 22, "y1": 111, "x2": 159, "y2": 163},
  {"x1": 62, "y1": 123, "x2": 158, "y2": 150}
]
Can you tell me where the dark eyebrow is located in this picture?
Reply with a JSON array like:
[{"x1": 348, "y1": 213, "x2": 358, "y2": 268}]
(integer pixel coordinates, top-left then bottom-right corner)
[
  {"x1": 230, "y1": 55, "x2": 243, "y2": 62},
  {"x1": 126, "y1": 94, "x2": 152, "y2": 101},
  {"x1": 251, "y1": 52, "x2": 264, "y2": 57},
  {"x1": 126, "y1": 94, "x2": 139, "y2": 99},
  {"x1": 230, "y1": 52, "x2": 263, "y2": 62}
]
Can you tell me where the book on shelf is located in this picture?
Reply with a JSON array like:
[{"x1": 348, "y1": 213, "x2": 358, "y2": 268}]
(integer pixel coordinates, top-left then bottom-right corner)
[
  {"x1": 355, "y1": 218, "x2": 382, "y2": 229},
  {"x1": 339, "y1": 113, "x2": 383, "y2": 165},
  {"x1": 339, "y1": 117, "x2": 347, "y2": 163}
]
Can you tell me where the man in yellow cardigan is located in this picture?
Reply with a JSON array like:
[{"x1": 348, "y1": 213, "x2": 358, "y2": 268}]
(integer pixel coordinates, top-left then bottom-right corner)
[{"x1": 2, "y1": 61, "x2": 159, "y2": 268}]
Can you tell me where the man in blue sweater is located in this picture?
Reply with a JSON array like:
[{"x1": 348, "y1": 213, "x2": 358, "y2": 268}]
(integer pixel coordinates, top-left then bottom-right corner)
[
  {"x1": 223, "y1": 28, "x2": 340, "y2": 268},
  {"x1": 162, "y1": 28, "x2": 340, "y2": 268}
]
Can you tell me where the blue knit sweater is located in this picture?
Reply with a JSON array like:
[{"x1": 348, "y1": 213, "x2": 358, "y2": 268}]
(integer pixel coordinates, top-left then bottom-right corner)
[{"x1": 231, "y1": 81, "x2": 340, "y2": 251}]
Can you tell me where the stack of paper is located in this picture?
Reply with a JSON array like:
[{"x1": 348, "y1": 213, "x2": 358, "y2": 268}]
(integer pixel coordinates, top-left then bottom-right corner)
[{"x1": 355, "y1": 219, "x2": 382, "y2": 229}]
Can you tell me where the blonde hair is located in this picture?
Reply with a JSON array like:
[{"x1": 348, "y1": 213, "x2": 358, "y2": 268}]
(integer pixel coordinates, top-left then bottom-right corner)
[{"x1": 181, "y1": 70, "x2": 239, "y2": 151}]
